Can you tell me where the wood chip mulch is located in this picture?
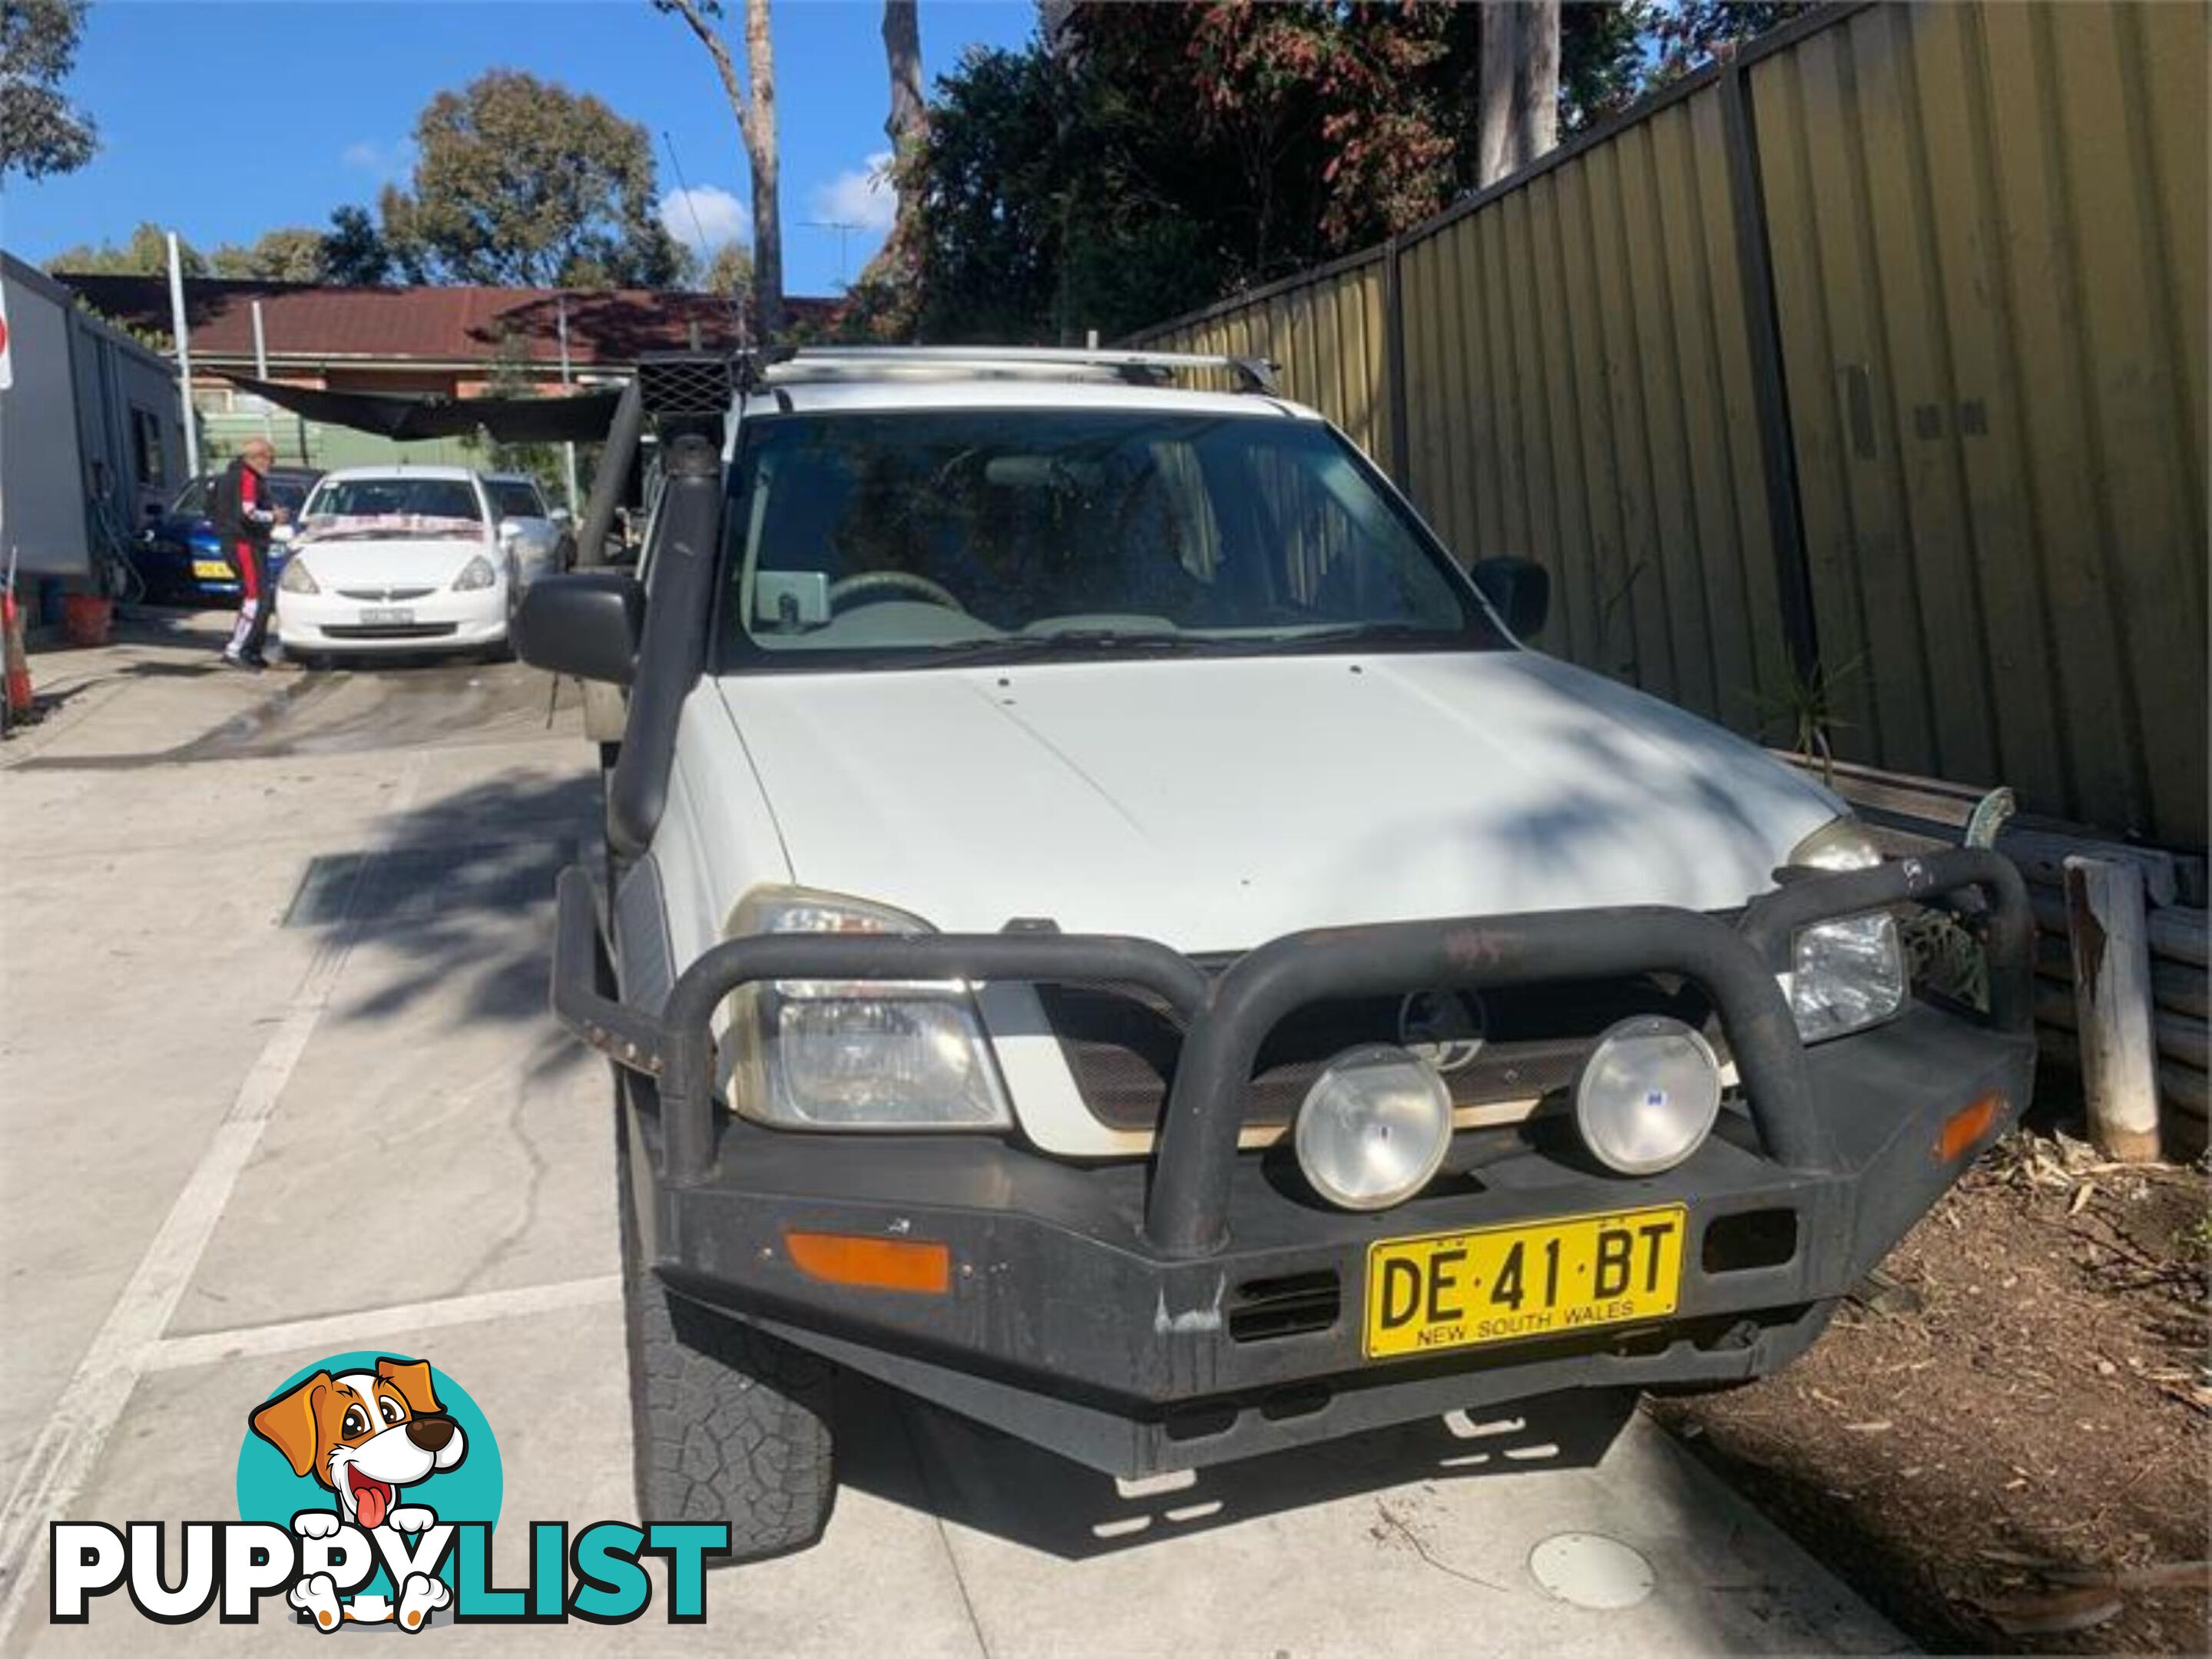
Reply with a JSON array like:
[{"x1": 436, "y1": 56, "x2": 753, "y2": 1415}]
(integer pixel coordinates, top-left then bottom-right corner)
[{"x1": 1650, "y1": 1129, "x2": 2210, "y2": 1654}]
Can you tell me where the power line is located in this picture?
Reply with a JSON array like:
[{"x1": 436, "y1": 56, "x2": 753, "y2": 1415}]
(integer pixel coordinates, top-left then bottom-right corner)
[{"x1": 661, "y1": 128, "x2": 747, "y2": 343}]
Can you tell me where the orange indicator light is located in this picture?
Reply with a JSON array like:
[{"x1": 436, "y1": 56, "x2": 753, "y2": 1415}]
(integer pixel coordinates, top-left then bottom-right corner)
[
  {"x1": 784, "y1": 1230, "x2": 952, "y2": 1294},
  {"x1": 1936, "y1": 1093, "x2": 2004, "y2": 1163}
]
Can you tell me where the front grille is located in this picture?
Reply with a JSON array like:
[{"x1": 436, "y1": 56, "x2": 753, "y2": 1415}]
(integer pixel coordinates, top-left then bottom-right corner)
[
  {"x1": 1038, "y1": 975, "x2": 1718, "y2": 1134},
  {"x1": 336, "y1": 586, "x2": 437, "y2": 601},
  {"x1": 320, "y1": 623, "x2": 461, "y2": 641}
]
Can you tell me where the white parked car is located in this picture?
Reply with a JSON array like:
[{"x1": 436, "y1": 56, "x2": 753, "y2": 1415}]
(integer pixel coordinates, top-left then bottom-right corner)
[
  {"x1": 518, "y1": 347, "x2": 2036, "y2": 1561},
  {"x1": 276, "y1": 465, "x2": 517, "y2": 664},
  {"x1": 482, "y1": 472, "x2": 573, "y2": 588}
]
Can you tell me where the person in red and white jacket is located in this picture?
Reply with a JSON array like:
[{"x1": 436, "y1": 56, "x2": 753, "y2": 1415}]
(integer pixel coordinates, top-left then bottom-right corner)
[{"x1": 210, "y1": 438, "x2": 288, "y2": 669}]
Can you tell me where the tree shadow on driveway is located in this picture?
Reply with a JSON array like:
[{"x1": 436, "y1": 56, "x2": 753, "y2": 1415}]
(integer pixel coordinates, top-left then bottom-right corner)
[{"x1": 293, "y1": 768, "x2": 604, "y2": 1035}]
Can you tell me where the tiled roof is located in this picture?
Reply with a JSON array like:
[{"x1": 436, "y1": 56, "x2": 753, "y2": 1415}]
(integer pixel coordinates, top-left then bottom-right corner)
[{"x1": 52, "y1": 274, "x2": 838, "y2": 366}]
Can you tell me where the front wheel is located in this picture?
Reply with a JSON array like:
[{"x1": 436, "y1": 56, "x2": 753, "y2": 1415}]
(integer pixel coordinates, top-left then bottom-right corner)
[{"x1": 615, "y1": 1106, "x2": 836, "y2": 1558}]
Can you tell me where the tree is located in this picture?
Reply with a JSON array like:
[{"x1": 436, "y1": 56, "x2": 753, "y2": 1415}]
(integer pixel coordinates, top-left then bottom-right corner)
[
  {"x1": 1557, "y1": 4, "x2": 1647, "y2": 134},
  {"x1": 865, "y1": 1, "x2": 1785, "y2": 347},
  {"x1": 1647, "y1": 1, "x2": 1823, "y2": 80},
  {"x1": 1476, "y1": 2, "x2": 1561, "y2": 188},
  {"x1": 2, "y1": 0, "x2": 96, "y2": 182},
  {"x1": 209, "y1": 227, "x2": 330, "y2": 282},
  {"x1": 657, "y1": 0, "x2": 785, "y2": 336},
  {"x1": 377, "y1": 70, "x2": 683, "y2": 288},
  {"x1": 881, "y1": 1, "x2": 926, "y2": 224},
  {"x1": 703, "y1": 240, "x2": 753, "y2": 298},
  {"x1": 46, "y1": 222, "x2": 202, "y2": 277},
  {"x1": 320, "y1": 206, "x2": 394, "y2": 286},
  {"x1": 864, "y1": 6, "x2": 1473, "y2": 343}
]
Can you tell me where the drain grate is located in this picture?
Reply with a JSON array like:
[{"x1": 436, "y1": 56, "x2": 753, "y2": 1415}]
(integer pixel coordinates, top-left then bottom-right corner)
[{"x1": 282, "y1": 840, "x2": 573, "y2": 928}]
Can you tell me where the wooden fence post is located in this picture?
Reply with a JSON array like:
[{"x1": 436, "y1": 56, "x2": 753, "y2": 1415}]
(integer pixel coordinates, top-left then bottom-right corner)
[{"x1": 2065, "y1": 856, "x2": 2162, "y2": 1161}]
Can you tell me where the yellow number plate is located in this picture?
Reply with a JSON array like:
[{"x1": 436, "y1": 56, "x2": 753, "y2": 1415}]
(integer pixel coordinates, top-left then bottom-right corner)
[
  {"x1": 192, "y1": 559, "x2": 232, "y2": 579},
  {"x1": 1363, "y1": 1204, "x2": 1687, "y2": 1359}
]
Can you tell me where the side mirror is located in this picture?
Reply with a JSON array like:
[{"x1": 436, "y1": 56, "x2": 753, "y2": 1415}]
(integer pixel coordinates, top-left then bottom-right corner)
[
  {"x1": 1472, "y1": 555, "x2": 1550, "y2": 637},
  {"x1": 548, "y1": 508, "x2": 572, "y2": 525},
  {"x1": 498, "y1": 517, "x2": 525, "y2": 544},
  {"x1": 514, "y1": 571, "x2": 643, "y2": 685}
]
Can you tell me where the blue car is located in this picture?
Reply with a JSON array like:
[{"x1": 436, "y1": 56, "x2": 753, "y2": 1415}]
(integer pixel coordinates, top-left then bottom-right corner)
[{"x1": 131, "y1": 467, "x2": 320, "y2": 605}]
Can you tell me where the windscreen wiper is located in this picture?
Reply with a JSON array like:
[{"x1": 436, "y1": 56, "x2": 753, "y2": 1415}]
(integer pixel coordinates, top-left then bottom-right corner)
[
  {"x1": 919, "y1": 630, "x2": 1206, "y2": 663},
  {"x1": 1253, "y1": 621, "x2": 1469, "y2": 648}
]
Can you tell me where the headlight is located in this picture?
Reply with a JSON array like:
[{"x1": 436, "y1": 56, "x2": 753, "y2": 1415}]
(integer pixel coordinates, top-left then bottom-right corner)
[
  {"x1": 1786, "y1": 912, "x2": 1906, "y2": 1041},
  {"x1": 724, "y1": 887, "x2": 1011, "y2": 1131},
  {"x1": 1575, "y1": 1016, "x2": 1722, "y2": 1176},
  {"x1": 1787, "y1": 816, "x2": 1882, "y2": 871},
  {"x1": 278, "y1": 559, "x2": 318, "y2": 594},
  {"x1": 452, "y1": 555, "x2": 498, "y2": 591},
  {"x1": 1780, "y1": 816, "x2": 1906, "y2": 1041},
  {"x1": 1293, "y1": 1045, "x2": 1452, "y2": 1211}
]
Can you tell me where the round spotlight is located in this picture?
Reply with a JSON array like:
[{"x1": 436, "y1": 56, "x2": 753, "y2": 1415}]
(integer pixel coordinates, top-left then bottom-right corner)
[
  {"x1": 1294, "y1": 1044, "x2": 1453, "y2": 1212},
  {"x1": 1574, "y1": 1016, "x2": 1723, "y2": 1177}
]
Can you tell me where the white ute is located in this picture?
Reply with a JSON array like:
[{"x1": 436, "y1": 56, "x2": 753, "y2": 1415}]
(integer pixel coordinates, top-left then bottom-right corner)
[{"x1": 518, "y1": 347, "x2": 2035, "y2": 1561}]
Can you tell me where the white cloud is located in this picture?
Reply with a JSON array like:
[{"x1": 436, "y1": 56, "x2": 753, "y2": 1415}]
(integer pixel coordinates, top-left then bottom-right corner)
[
  {"x1": 340, "y1": 138, "x2": 415, "y2": 181},
  {"x1": 658, "y1": 185, "x2": 750, "y2": 260},
  {"x1": 808, "y1": 153, "x2": 897, "y2": 236}
]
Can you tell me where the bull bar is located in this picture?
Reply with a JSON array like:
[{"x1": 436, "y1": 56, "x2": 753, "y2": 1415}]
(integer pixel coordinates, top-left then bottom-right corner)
[{"x1": 554, "y1": 849, "x2": 2035, "y2": 1260}]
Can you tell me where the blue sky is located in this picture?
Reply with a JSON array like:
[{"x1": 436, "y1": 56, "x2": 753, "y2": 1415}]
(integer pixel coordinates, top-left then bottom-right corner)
[{"x1": 0, "y1": 0, "x2": 1040, "y2": 295}]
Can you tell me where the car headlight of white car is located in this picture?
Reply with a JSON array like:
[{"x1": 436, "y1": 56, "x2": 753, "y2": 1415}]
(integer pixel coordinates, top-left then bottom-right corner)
[
  {"x1": 451, "y1": 555, "x2": 498, "y2": 591},
  {"x1": 722, "y1": 887, "x2": 1012, "y2": 1131},
  {"x1": 278, "y1": 558, "x2": 319, "y2": 594},
  {"x1": 1779, "y1": 816, "x2": 1906, "y2": 1042}
]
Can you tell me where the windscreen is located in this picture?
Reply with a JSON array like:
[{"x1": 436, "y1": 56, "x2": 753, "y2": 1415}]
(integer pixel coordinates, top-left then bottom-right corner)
[
  {"x1": 720, "y1": 409, "x2": 1501, "y2": 666},
  {"x1": 299, "y1": 476, "x2": 485, "y2": 541},
  {"x1": 267, "y1": 478, "x2": 313, "y2": 515},
  {"x1": 486, "y1": 480, "x2": 545, "y2": 520}
]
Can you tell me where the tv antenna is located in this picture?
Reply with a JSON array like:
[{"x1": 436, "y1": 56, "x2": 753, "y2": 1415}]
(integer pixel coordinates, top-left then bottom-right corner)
[{"x1": 804, "y1": 220, "x2": 863, "y2": 288}]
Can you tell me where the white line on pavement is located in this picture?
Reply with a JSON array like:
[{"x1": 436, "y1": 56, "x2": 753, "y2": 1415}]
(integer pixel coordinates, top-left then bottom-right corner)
[
  {"x1": 145, "y1": 1276, "x2": 624, "y2": 1373},
  {"x1": 0, "y1": 752, "x2": 426, "y2": 1648}
]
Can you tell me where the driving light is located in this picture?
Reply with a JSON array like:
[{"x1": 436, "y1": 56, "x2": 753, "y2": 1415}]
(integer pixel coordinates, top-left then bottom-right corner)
[
  {"x1": 452, "y1": 555, "x2": 498, "y2": 591},
  {"x1": 1293, "y1": 1045, "x2": 1452, "y2": 1212},
  {"x1": 278, "y1": 559, "x2": 318, "y2": 594},
  {"x1": 724, "y1": 887, "x2": 1011, "y2": 1131},
  {"x1": 1574, "y1": 1017, "x2": 1722, "y2": 1176}
]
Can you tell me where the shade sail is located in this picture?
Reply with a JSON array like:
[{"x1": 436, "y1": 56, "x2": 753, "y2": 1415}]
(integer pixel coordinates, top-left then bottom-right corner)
[{"x1": 222, "y1": 375, "x2": 623, "y2": 442}]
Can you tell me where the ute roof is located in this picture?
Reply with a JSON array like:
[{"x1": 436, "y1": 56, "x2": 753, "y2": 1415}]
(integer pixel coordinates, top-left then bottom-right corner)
[
  {"x1": 672, "y1": 346, "x2": 1320, "y2": 424},
  {"x1": 747, "y1": 379, "x2": 1319, "y2": 420}
]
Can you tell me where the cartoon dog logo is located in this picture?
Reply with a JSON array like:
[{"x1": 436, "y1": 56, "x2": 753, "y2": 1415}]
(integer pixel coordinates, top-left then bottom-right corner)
[{"x1": 249, "y1": 1358, "x2": 465, "y2": 1631}]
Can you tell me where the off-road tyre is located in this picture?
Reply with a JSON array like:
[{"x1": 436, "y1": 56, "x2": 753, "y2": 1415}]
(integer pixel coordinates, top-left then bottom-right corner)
[{"x1": 615, "y1": 1108, "x2": 836, "y2": 1559}]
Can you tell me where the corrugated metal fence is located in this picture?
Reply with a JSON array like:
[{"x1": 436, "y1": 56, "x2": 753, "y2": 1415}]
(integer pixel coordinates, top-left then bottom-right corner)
[{"x1": 1134, "y1": 0, "x2": 2207, "y2": 848}]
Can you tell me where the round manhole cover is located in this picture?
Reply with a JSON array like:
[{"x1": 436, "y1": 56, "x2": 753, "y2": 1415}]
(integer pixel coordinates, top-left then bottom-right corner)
[{"x1": 1528, "y1": 1532, "x2": 1654, "y2": 1610}]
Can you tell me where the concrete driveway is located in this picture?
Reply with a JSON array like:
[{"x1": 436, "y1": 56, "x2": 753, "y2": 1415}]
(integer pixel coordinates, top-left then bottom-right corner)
[{"x1": 0, "y1": 617, "x2": 1903, "y2": 1656}]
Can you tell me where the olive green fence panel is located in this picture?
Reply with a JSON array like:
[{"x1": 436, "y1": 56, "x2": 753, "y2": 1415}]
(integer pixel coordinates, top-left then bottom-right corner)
[
  {"x1": 1752, "y1": 0, "x2": 2207, "y2": 844},
  {"x1": 1143, "y1": 251, "x2": 1392, "y2": 468},
  {"x1": 1395, "y1": 81, "x2": 1794, "y2": 729},
  {"x1": 1130, "y1": 0, "x2": 2207, "y2": 846}
]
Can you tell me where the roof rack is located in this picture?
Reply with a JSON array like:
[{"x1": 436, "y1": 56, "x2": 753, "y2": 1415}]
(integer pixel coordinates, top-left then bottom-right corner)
[{"x1": 730, "y1": 344, "x2": 1280, "y2": 397}]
